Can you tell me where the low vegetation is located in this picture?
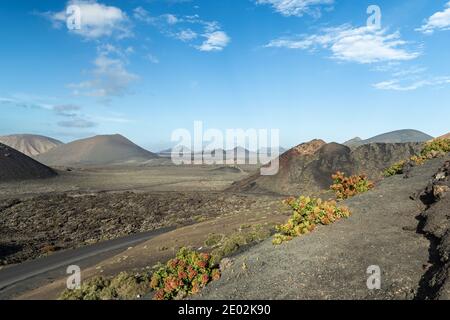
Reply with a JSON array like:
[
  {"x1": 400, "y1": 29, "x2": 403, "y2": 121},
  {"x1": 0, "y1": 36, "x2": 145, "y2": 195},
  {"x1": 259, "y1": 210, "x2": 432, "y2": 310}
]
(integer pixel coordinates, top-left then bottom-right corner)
[
  {"x1": 383, "y1": 160, "x2": 407, "y2": 177},
  {"x1": 273, "y1": 196, "x2": 351, "y2": 245},
  {"x1": 421, "y1": 139, "x2": 450, "y2": 158},
  {"x1": 150, "y1": 247, "x2": 221, "y2": 300},
  {"x1": 383, "y1": 139, "x2": 450, "y2": 177},
  {"x1": 330, "y1": 171, "x2": 374, "y2": 200},
  {"x1": 59, "y1": 272, "x2": 152, "y2": 300},
  {"x1": 208, "y1": 224, "x2": 272, "y2": 264},
  {"x1": 58, "y1": 225, "x2": 275, "y2": 301}
]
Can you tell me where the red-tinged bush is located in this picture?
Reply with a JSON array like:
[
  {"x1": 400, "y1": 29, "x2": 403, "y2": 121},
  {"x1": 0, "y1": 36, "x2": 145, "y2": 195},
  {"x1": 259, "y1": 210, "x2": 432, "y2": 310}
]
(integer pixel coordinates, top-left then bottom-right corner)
[
  {"x1": 330, "y1": 171, "x2": 374, "y2": 200},
  {"x1": 150, "y1": 247, "x2": 220, "y2": 300}
]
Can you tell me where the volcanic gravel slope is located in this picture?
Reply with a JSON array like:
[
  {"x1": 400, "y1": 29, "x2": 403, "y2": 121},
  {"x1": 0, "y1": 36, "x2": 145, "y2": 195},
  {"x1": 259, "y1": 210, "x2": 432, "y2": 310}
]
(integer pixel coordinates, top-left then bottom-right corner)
[
  {"x1": 197, "y1": 155, "x2": 450, "y2": 300},
  {"x1": 0, "y1": 143, "x2": 56, "y2": 182}
]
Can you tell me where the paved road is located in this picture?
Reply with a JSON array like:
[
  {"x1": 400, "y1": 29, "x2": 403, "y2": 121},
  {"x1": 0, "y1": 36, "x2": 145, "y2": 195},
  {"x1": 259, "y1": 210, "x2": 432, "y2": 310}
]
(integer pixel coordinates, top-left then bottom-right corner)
[{"x1": 0, "y1": 226, "x2": 175, "y2": 296}]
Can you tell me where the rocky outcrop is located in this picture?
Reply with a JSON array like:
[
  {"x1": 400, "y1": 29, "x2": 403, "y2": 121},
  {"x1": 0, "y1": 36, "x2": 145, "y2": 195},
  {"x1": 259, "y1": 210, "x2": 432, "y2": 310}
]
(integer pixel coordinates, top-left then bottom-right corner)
[
  {"x1": 416, "y1": 160, "x2": 450, "y2": 300},
  {"x1": 228, "y1": 141, "x2": 423, "y2": 196}
]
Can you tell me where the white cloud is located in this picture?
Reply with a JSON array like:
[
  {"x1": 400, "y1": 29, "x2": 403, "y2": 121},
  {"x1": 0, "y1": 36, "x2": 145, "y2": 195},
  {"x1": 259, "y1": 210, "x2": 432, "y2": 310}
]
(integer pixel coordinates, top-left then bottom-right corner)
[
  {"x1": 266, "y1": 25, "x2": 420, "y2": 64},
  {"x1": 197, "y1": 31, "x2": 231, "y2": 52},
  {"x1": 176, "y1": 29, "x2": 198, "y2": 41},
  {"x1": 417, "y1": 1, "x2": 450, "y2": 34},
  {"x1": 373, "y1": 76, "x2": 450, "y2": 91},
  {"x1": 163, "y1": 14, "x2": 179, "y2": 25},
  {"x1": 48, "y1": 0, "x2": 131, "y2": 39},
  {"x1": 133, "y1": 8, "x2": 229, "y2": 52},
  {"x1": 146, "y1": 54, "x2": 160, "y2": 64},
  {"x1": 255, "y1": 0, "x2": 334, "y2": 17},
  {"x1": 68, "y1": 45, "x2": 138, "y2": 98}
]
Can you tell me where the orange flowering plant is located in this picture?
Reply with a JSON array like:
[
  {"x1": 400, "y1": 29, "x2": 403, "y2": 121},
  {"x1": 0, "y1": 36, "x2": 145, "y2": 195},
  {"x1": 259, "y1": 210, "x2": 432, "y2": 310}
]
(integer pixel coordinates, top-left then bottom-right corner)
[
  {"x1": 150, "y1": 247, "x2": 221, "y2": 300},
  {"x1": 273, "y1": 196, "x2": 351, "y2": 245},
  {"x1": 330, "y1": 171, "x2": 374, "y2": 200}
]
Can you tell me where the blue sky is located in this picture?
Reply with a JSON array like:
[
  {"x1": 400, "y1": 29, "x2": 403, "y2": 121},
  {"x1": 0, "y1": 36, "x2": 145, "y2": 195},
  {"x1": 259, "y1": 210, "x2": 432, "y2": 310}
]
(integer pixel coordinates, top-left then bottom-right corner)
[{"x1": 1, "y1": 0, "x2": 449, "y2": 151}]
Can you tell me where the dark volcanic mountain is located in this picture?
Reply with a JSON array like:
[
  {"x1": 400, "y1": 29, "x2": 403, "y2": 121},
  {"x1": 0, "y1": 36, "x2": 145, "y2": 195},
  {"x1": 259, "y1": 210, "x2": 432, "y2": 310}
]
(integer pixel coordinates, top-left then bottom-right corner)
[
  {"x1": 0, "y1": 143, "x2": 57, "y2": 182},
  {"x1": 228, "y1": 140, "x2": 423, "y2": 195},
  {"x1": 35, "y1": 134, "x2": 158, "y2": 167},
  {"x1": 344, "y1": 130, "x2": 433, "y2": 148},
  {"x1": 0, "y1": 134, "x2": 63, "y2": 157}
]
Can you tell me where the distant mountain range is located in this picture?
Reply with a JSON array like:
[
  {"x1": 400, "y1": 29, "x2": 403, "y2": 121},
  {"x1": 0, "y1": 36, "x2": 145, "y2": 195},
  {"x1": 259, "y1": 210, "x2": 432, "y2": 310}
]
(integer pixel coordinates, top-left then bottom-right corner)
[
  {"x1": 158, "y1": 146, "x2": 286, "y2": 163},
  {"x1": 344, "y1": 129, "x2": 433, "y2": 148},
  {"x1": 0, "y1": 129, "x2": 446, "y2": 174},
  {"x1": 35, "y1": 134, "x2": 158, "y2": 167},
  {"x1": 0, "y1": 134, "x2": 63, "y2": 157}
]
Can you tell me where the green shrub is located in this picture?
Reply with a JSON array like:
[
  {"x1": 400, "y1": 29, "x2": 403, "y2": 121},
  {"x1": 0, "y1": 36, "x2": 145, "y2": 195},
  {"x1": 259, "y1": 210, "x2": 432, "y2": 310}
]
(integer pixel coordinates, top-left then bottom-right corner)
[
  {"x1": 330, "y1": 172, "x2": 374, "y2": 200},
  {"x1": 210, "y1": 225, "x2": 272, "y2": 264},
  {"x1": 421, "y1": 139, "x2": 450, "y2": 158},
  {"x1": 150, "y1": 247, "x2": 220, "y2": 300},
  {"x1": 383, "y1": 161, "x2": 406, "y2": 177},
  {"x1": 204, "y1": 233, "x2": 224, "y2": 248},
  {"x1": 383, "y1": 139, "x2": 450, "y2": 178},
  {"x1": 59, "y1": 272, "x2": 152, "y2": 300},
  {"x1": 273, "y1": 196, "x2": 351, "y2": 245}
]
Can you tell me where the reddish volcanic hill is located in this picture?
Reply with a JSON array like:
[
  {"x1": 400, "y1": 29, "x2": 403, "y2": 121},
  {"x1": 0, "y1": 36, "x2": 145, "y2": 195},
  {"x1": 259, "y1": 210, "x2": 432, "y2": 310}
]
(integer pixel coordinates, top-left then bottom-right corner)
[
  {"x1": 0, "y1": 143, "x2": 57, "y2": 182},
  {"x1": 228, "y1": 140, "x2": 423, "y2": 196}
]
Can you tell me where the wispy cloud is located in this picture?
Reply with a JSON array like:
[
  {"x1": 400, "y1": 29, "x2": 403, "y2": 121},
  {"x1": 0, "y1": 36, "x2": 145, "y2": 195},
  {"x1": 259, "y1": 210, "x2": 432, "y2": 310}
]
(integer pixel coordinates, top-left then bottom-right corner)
[
  {"x1": 44, "y1": 0, "x2": 132, "y2": 39},
  {"x1": 373, "y1": 76, "x2": 450, "y2": 91},
  {"x1": 68, "y1": 44, "x2": 139, "y2": 98},
  {"x1": 133, "y1": 8, "x2": 230, "y2": 52},
  {"x1": 0, "y1": 95, "x2": 54, "y2": 110},
  {"x1": 53, "y1": 104, "x2": 81, "y2": 117},
  {"x1": 266, "y1": 25, "x2": 420, "y2": 64},
  {"x1": 57, "y1": 119, "x2": 97, "y2": 128},
  {"x1": 176, "y1": 29, "x2": 198, "y2": 42},
  {"x1": 255, "y1": 0, "x2": 334, "y2": 17},
  {"x1": 416, "y1": 1, "x2": 450, "y2": 34},
  {"x1": 51, "y1": 104, "x2": 99, "y2": 128},
  {"x1": 0, "y1": 96, "x2": 99, "y2": 128},
  {"x1": 146, "y1": 54, "x2": 160, "y2": 64},
  {"x1": 133, "y1": 6, "x2": 154, "y2": 23}
]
